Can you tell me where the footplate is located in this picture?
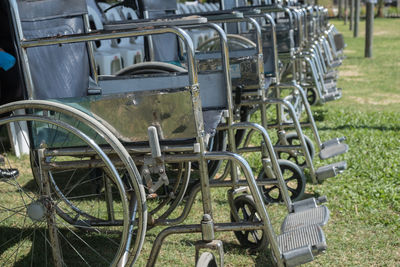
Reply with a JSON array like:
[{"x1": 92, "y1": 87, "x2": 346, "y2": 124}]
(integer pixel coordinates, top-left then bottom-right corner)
[
  {"x1": 322, "y1": 89, "x2": 342, "y2": 102},
  {"x1": 278, "y1": 224, "x2": 327, "y2": 267},
  {"x1": 316, "y1": 161, "x2": 347, "y2": 182},
  {"x1": 281, "y1": 205, "x2": 330, "y2": 233},
  {"x1": 323, "y1": 69, "x2": 338, "y2": 80},
  {"x1": 329, "y1": 59, "x2": 342, "y2": 68},
  {"x1": 319, "y1": 142, "x2": 349, "y2": 160},
  {"x1": 324, "y1": 81, "x2": 338, "y2": 93},
  {"x1": 321, "y1": 136, "x2": 346, "y2": 149}
]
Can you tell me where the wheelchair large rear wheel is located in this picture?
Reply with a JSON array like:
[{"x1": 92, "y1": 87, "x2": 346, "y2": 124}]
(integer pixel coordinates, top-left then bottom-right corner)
[
  {"x1": 0, "y1": 100, "x2": 147, "y2": 266},
  {"x1": 0, "y1": 115, "x2": 128, "y2": 266}
]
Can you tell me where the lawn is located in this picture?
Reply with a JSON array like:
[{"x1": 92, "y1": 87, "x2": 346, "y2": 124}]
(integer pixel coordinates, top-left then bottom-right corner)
[{"x1": 1, "y1": 18, "x2": 399, "y2": 267}]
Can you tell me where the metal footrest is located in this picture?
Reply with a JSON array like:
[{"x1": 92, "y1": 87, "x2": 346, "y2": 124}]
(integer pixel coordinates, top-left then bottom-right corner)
[
  {"x1": 322, "y1": 89, "x2": 342, "y2": 102},
  {"x1": 319, "y1": 142, "x2": 349, "y2": 160},
  {"x1": 281, "y1": 205, "x2": 330, "y2": 233},
  {"x1": 321, "y1": 136, "x2": 346, "y2": 149},
  {"x1": 323, "y1": 69, "x2": 338, "y2": 80},
  {"x1": 278, "y1": 225, "x2": 327, "y2": 267},
  {"x1": 324, "y1": 81, "x2": 338, "y2": 93},
  {"x1": 329, "y1": 59, "x2": 342, "y2": 68},
  {"x1": 316, "y1": 161, "x2": 347, "y2": 181},
  {"x1": 292, "y1": 196, "x2": 328, "y2": 212}
]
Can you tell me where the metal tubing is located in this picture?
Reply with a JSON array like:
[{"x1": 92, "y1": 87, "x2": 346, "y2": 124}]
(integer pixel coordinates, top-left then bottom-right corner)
[
  {"x1": 8, "y1": 0, "x2": 35, "y2": 99},
  {"x1": 226, "y1": 122, "x2": 293, "y2": 210},
  {"x1": 243, "y1": 97, "x2": 317, "y2": 183},
  {"x1": 83, "y1": 13, "x2": 98, "y2": 83},
  {"x1": 20, "y1": 27, "x2": 197, "y2": 85},
  {"x1": 304, "y1": 56, "x2": 324, "y2": 102},
  {"x1": 39, "y1": 149, "x2": 63, "y2": 267},
  {"x1": 150, "y1": 151, "x2": 284, "y2": 267},
  {"x1": 147, "y1": 222, "x2": 264, "y2": 267},
  {"x1": 42, "y1": 144, "x2": 195, "y2": 157},
  {"x1": 277, "y1": 83, "x2": 322, "y2": 147}
]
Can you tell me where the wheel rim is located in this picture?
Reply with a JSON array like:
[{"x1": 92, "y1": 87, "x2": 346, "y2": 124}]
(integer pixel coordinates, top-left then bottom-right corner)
[
  {"x1": 230, "y1": 195, "x2": 266, "y2": 249},
  {"x1": 306, "y1": 88, "x2": 317, "y2": 105},
  {"x1": 0, "y1": 101, "x2": 148, "y2": 266},
  {"x1": 196, "y1": 252, "x2": 218, "y2": 267},
  {"x1": 277, "y1": 133, "x2": 315, "y2": 168},
  {"x1": 0, "y1": 115, "x2": 129, "y2": 266},
  {"x1": 258, "y1": 160, "x2": 306, "y2": 203}
]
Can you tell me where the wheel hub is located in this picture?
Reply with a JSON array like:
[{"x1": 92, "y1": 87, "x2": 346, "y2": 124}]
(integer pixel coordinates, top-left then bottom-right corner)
[{"x1": 27, "y1": 201, "x2": 46, "y2": 222}]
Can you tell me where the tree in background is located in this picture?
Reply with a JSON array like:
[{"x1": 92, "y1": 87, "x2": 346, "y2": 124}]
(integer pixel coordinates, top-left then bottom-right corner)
[{"x1": 376, "y1": 0, "x2": 385, "y2": 17}]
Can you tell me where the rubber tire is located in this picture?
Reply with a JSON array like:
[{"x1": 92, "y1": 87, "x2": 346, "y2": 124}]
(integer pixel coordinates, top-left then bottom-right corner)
[
  {"x1": 115, "y1": 61, "x2": 187, "y2": 75},
  {"x1": 258, "y1": 159, "x2": 306, "y2": 203},
  {"x1": 196, "y1": 252, "x2": 218, "y2": 267},
  {"x1": 0, "y1": 115, "x2": 130, "y2": 266},
  {"x1": 197, "y1": 34, "x2": 256, "y2": 52},
  {"x1": 230, "y1": 195, "x2": 267, "y2": 250},
  {"x1": 306, "y1": 88, "x2": 318, "y2": 106}
]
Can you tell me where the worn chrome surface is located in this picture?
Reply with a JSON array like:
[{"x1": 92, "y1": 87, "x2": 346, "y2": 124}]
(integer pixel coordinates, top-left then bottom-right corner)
[
  {"x1": 89, "y1": 88, "x2": 197, "y2": 142},
  {"x1": 198, "y1": 56, "x2": 260, "y2": 90}
]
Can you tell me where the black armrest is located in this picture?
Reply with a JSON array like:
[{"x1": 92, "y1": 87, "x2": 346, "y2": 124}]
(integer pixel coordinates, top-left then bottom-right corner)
[
  {"x1": 104, "y1": 15, "x2": 207, "y2": 31},
  {"x1": 233, "y1": 4, "x2": 284, "y2": 13},
  {"x1": 171, "y1": 10, "x2": 244, "y2": 22}
]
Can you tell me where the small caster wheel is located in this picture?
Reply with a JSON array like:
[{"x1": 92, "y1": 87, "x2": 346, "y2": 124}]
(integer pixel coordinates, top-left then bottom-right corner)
[
  {"x1": 230, "y1": 195, "x2": 266, "y2": 250},
  {"x1": 196, "y1": 252, "x2": 217, "y2": 267},
  {"x1": 306, "y1": 88, "x2": 317, "y2": 106},
  {"x1": 258, "y1": 159, "x2": 306, "y2": 203},
  {"x1": 277, "y1": 132, "x2": 315, "y2": 168}
]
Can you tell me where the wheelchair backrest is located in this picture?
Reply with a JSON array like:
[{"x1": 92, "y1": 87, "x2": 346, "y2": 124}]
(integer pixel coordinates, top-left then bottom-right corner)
[
  {"x1": 137, "y1": 0, "x2": 180, "y2": 62},
  {"x1": 15, "y1": 0, "x2": 89, "y2": 100},
  {"x1": 219, "y1": 0, "x2": 279, "y2": 77}
]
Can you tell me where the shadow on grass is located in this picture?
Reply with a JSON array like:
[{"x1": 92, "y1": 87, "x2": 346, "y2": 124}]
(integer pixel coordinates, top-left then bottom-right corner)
[
  {"x1": 318, "y1": 124, "x2": 400, "y2": 132},
  {"x1": 0, "y1": 226, "x2": 121, "y2": 267},
  {"x1": 177, "y1": 238, "x2": 276, "y2": 266},
  {"x1": 20, "y1": 168, "x2": 125, "y2": 203}
]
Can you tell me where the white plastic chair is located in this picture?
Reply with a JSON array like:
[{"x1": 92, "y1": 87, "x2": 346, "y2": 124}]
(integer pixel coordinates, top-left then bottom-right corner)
[
  {"x1": 118, "y1": 7, "x2": 145, "y2": 63},
  {"x1": 203, "y1": 3, "x2": 214, "y2": 11},
  {"x1": 100, "y1": 7, "x2": 143, "y2": 67},
  {"x1": 96, "y1": 1, "x2": 110, "y2": 11},
  {"x1": 197, "y1": 3, "x2": 208, "y2": 12},
  {"x1": 87, "y1": 6, "x2": 122, "y2": 75}
]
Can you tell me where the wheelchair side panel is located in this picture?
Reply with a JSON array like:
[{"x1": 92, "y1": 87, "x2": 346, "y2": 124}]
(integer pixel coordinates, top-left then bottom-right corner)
[{"x1": 32, "y1": 88, "x2": 198, "y2": 148}]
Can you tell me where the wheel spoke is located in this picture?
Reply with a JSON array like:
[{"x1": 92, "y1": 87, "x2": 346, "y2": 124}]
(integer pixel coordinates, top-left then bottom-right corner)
[
  {"x1": 284, "y1": 175, "x2": 297, "y2": 182},
  {"x1": 263, "y1": 185, "x2": 278, "y2": 195}
]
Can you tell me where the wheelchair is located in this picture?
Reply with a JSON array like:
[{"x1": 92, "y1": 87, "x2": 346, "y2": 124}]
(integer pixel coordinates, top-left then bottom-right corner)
[
  {"x1": 0, "y1": 0, "x2": 334, "y2": 266},
  {"x1": 171, "y1": 0, "x2": 348, "y2": 185}
]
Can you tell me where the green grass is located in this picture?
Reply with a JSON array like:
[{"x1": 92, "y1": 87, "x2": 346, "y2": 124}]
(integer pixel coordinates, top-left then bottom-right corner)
[{"x1": 1, "y1": 18, "x2": 400, "y2": 267}]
